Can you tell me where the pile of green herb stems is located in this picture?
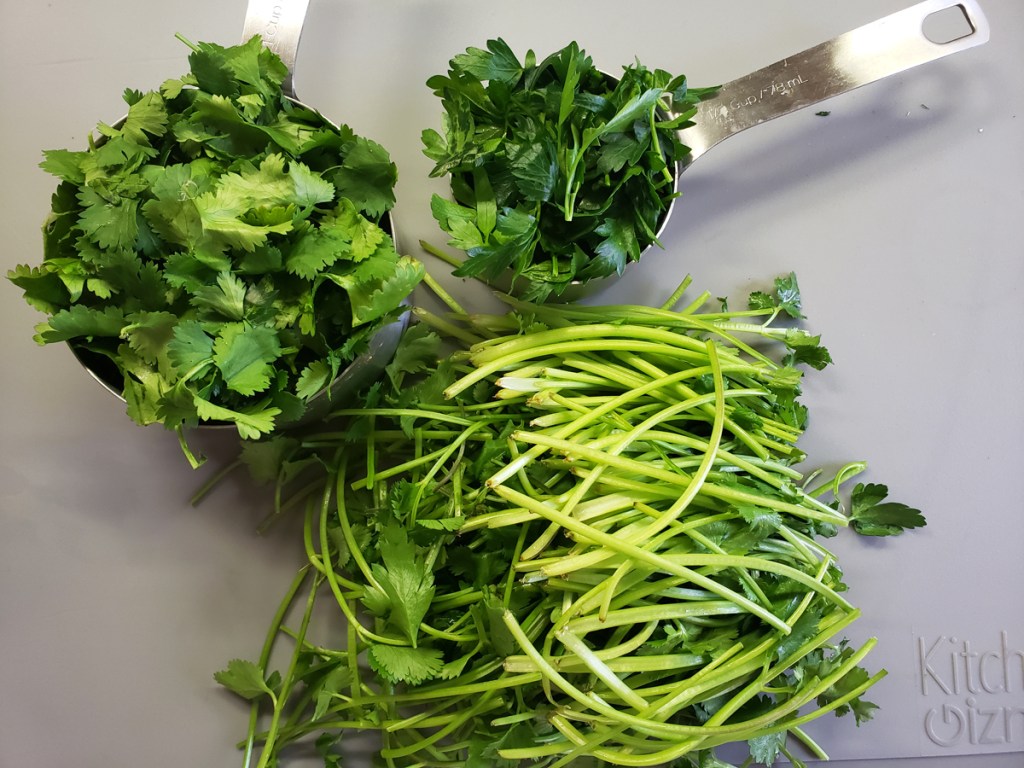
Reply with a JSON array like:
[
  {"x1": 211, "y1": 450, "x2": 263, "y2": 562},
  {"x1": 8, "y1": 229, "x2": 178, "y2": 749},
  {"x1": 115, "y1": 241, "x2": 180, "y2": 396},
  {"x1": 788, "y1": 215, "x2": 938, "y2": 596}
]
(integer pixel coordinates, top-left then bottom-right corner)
[{"x1": 228, "y1": 280, "x2": 883, "y2": 768}]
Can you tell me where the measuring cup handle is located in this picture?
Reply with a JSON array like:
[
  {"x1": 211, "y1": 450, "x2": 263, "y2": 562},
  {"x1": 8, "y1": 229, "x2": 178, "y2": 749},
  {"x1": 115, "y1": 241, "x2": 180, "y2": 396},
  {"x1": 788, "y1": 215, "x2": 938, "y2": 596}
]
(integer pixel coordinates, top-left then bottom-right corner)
[
  {"x1": 679, "y1": 0, "x2": 990, "y2": 162},
  {"x1": 242, "y1": 0, "x2": 311, "y2": 98}
]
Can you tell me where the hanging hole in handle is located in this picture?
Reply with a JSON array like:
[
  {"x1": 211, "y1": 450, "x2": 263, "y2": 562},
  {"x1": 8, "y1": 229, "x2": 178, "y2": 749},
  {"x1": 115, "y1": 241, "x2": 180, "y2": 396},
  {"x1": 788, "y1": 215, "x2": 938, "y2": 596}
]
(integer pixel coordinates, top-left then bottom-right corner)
[{"x1": 922, "y1": 5, "x2": 976, "y2": 44}]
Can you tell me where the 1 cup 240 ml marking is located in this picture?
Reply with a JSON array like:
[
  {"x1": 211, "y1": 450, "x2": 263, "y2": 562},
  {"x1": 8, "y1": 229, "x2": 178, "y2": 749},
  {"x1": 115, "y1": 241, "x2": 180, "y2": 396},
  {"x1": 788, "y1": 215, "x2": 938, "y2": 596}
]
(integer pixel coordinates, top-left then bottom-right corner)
[
  {"x1": 729, "y1": 72, "x2": 809, "y2": 110},
  {"x1": 261, "y1": 5, "x2": 284, "y2": 46}
]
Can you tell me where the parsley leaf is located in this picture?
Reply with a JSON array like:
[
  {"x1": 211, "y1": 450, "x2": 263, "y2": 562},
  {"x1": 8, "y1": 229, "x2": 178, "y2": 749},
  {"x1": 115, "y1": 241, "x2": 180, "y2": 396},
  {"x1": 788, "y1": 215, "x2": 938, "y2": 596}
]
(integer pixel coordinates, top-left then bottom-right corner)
[
  {"x1": 849, "y1": 482, "x2": 927, "y2": 536},
  {"x1": 424, "y1": 38, "x2": 716, "y2": 299},
  {"x1": 588, "y1": 216, "x2": 640, "y2": 279},
  {"x1": 749, "y1": 271, "x2": 805, "y2": 319},
  {"x1": 450, "y1": 38, "x2": 523, "y2": 84}
]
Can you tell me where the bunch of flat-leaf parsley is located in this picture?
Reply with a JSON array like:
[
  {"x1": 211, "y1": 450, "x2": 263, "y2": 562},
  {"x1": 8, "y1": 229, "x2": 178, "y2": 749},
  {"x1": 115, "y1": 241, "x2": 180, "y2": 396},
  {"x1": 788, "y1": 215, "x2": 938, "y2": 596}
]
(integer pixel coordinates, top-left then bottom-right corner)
[
  {"x1": 422, "y1": 38, "x2": 717, "y2": 300},
  {"x1": 213, "y1": 274, "x2": 926, "y2": 767},
  {"x1": 8, "y1": 36, "x2": 423, "y2": 466}
]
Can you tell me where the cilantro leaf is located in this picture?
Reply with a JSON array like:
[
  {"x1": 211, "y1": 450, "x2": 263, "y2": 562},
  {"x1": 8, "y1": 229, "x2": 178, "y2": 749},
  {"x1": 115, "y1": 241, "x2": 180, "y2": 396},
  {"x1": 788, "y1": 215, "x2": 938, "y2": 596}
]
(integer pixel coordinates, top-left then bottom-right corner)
[
  {"x1": 40, "y1": 149, "x2": 89, "y2": 183},
  {"x1": 122, "y1": 354, "x2": 169, "y2": 426},
  {"x1": 367, "y1": 644, "x2": 444, "y2": 686},
  {"x1": 7, "y1": 264, "x2": 69, "y2": 314},
  {"x1": 365, "y1": 525, "x2": 435, "y2": 646},
  {"x1": 76, "y1": 187, "x2": 140, "y2": 251},
  {"x1": 332, "y1": 136, "x2": 398, "y2": 218},
  {"x1": 215, "y1": 661, "x2": 277, "y2": 702},
  {"x1": 213, "y1": 658, "x2": 276, "y2": 701},
  {"x1": 416, "y1": 517, "x2": 465, "y2": 532},
  {"x1": 34, "y1": 305, "x2": 125, "y2": 344},
  {"x1": 312, "y1": 665, "x2": 353, "y2": 721},
  {"x1": 188, "y1": 41, "x2": 243, "y2": 96},
  {"x1": 329, "y1": 253, "x2": 423, "y2": 328},
  {"x1": 748, "y1": 272, "x2": 806, "y2": 320},
  {"x1": 121, "y1": 311, "x2": 177, "y2": 364},
  {"x1": 118, "y1": 90, "x2": 168, "y2": 146},
  {"x1": 801, "y1": 643, "x2": 881, "y2": 725},
  {"x1": 10, "y1": 35, "x2": 417, "y2": 460},
  {"x1": 238, "y1": 435, "x2": 300, "y2": 484},
  {"x1": 193, "y1": 395, "x2": 281, "y2": 439},
  {"x1": 194, "y1": 158, "x2": 296, "y2": 251},
  {"x1": 736, "y1": 505, "x2": 782, "y2": 538},
  {"x1": 384, "y1": 324, "x2": 442, "y2": 390},
  {"x1": 212, "y1": 323, "x2": 282, "y2": 396},
  {"x1": 824, "y1": 664, "x2": 880, "y2": 724},
  {"x1": 748, "y1": 731, "x2": 785, "y2": 766},
  {"x1": 849, "y1": 482, "x2": 926, "y2": 536},
  {"x1": 289, "y1": 160, "x2": 336, "y2": 207},
  {"x1": 295, "y1": 360, "x2": 332, "y2": 401},
  {"x1": 167, "y1": 319, "x2": 214, "y2": 373},
  {"x1": 285, "y1": 225, "x2": 352, "y2": 279},
  {"x1": 192, "y1": 271, "x2": 248, "y2": 321}
]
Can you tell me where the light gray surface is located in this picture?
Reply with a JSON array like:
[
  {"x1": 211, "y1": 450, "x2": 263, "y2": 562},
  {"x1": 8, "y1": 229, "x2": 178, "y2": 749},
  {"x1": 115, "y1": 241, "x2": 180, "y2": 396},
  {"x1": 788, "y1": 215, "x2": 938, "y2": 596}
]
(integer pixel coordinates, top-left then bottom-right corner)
[{"x1": 1, "y1": 1, "x2": 1022, "y2": 766}]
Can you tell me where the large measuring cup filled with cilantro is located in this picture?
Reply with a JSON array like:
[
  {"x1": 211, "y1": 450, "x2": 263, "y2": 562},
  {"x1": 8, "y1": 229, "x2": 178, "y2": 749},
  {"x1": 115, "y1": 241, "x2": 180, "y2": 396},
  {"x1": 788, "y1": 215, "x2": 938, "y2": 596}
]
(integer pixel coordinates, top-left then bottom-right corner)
[
  {"x1": 423, "y1": 0, "x2": 988, "y2": 303},
  {"x1": 9, "y1": 0, "x2": 423, "y2": 468}
]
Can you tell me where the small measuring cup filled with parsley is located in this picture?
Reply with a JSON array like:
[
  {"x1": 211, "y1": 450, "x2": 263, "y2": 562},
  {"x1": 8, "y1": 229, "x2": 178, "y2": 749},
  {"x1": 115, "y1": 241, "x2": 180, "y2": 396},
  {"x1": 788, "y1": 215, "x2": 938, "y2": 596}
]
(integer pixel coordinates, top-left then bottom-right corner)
[
  {"x1": 423, "y1": 8, "x2": 990, "y2": 303},
  {"x1": 8, "y1": 32, "x2": 423, "y2": 468},
  {"x1": 422, "y1": 38, "x2": 717, "y2": 303}
]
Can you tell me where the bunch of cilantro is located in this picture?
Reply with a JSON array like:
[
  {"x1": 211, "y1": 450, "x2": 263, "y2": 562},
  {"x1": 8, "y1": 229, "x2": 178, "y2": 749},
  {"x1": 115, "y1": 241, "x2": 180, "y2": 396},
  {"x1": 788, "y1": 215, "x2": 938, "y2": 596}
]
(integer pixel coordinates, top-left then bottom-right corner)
[
  {"x1": 214, "y1": 274, "x2": 925, "y2": 767},
  {"x1": 8, "y1": 36, "x2": 423, "y2": 466},
  {"x1": 422, "y1": 38, "x2": 717, "y2": 301}
]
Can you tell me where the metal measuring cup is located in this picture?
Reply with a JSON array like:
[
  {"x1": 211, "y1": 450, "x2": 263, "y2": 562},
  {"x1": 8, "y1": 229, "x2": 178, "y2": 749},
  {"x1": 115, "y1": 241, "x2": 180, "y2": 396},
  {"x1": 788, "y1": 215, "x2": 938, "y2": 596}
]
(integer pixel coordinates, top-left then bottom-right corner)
[
  {"x1": 236, "y1": 0, "x2": 411, "y2": 424},
  {"x1": 72, "y1": 0, "x2": 410, "y2": 433},
  {"x1": 477, "y1": 0, "x2": 990, "y2": 302}
]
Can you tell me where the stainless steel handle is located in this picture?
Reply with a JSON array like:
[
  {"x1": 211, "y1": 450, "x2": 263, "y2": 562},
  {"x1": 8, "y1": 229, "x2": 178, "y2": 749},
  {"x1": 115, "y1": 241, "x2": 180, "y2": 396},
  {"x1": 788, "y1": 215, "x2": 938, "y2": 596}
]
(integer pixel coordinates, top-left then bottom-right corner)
[
  {"x1": 679, "y1": 0, "x2": 990, "y2": 163},
  {"x1": 241, "y1": 0, "x2": 312, "y2": 98}
]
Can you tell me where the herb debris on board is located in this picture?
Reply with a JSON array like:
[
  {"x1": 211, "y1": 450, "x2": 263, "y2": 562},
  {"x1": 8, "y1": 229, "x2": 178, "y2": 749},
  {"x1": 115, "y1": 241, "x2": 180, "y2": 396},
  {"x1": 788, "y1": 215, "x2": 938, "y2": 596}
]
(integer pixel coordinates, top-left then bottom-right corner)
[
  {"x1": 216, "y1": 273, "x2": 924, "y2": 767},
  {"x1": 7, "y1": 35, "x2": 423, "y2": 466},
  {"x1": 422, "y1": 38, "x2": 718, "y2": 301}
]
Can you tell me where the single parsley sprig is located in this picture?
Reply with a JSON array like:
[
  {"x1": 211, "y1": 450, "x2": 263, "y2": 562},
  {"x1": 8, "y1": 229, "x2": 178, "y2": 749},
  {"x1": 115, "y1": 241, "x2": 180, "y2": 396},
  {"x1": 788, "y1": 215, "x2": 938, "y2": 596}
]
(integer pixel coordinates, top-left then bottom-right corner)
[
  {"x1": 848, "y1": 482, "x2": 926, "y2": 536},
  {"x1": 8, "y1": 35, "x2": 423, "y2": 466},
  {"x1": 422, "y1": 38, "x2": 718, "y2": 301}
]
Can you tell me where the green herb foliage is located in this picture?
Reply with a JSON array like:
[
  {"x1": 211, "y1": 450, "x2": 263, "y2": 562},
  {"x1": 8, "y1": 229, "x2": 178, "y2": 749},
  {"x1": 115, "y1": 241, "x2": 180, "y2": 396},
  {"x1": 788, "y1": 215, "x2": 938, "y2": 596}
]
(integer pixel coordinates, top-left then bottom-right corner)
[
  {"x1": 8, "y1": 35, "x2": 423, "y2": 465},
  {"x1": 216, "y1": 274, "x2": 922, "y2": 767},
  {"x1": 422, "y1": 39, "x2": 717, "y2": 300}
]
